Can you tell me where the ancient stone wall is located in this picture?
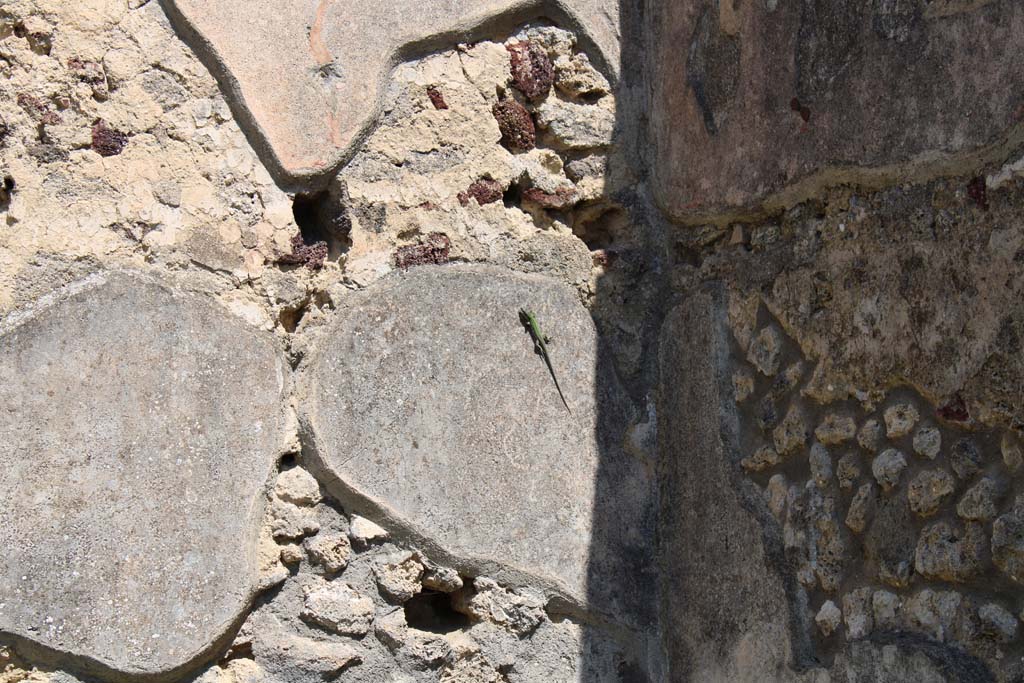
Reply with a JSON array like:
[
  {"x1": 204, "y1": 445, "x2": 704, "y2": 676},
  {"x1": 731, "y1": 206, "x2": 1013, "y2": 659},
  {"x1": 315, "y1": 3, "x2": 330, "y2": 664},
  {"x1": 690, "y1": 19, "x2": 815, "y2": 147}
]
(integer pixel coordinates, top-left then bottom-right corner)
[
  {"x1": 1, "y1": 0, "x2": 1023, "y2": 681},
  {"x1": 654, "y1": 1, "x2": 1024, "y2": 681}
]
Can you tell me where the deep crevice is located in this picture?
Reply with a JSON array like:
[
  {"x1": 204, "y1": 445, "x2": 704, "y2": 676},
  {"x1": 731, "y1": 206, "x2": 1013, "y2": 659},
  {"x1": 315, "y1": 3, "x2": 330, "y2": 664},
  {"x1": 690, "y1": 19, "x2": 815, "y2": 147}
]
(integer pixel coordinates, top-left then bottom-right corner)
[
  {"x1": 291, "y1": 190, "x2": 351, "y2": 262},
  {"x1": 403, "y1": 591, "x2": 470, "y2": 634}
]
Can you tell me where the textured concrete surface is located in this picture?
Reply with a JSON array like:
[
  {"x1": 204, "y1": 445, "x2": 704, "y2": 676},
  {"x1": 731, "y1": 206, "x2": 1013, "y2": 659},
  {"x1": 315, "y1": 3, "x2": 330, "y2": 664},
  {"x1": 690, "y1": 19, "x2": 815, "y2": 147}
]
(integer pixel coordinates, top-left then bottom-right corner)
[
  {"x1": 0, "y1": 272, "x2": 289, "y2": 676},
  {"x1": 163, "y1": 0, "x2": 621, "y2": 180},
  {"x1": 655, "y1": 287, "x2": 999, "y2": 682},
  {"x1": 299, "y1": 264, "x2": 653, "y2": 614},
  {"x1": 651, "y1": 0, "x2": 1024, "y2": 220}
]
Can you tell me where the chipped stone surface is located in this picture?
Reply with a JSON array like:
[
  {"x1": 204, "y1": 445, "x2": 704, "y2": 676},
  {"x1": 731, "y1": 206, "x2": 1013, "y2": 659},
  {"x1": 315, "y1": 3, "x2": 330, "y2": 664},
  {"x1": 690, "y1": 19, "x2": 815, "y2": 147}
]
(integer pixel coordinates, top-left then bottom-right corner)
[
  {"x1": 1002, "y1": 432, "x2": 1023, "y2": 473},
  {"x1": 815, "y1": 414, "x2": 856, "y2": 445},
  {"x1": 773, "y1": 404, "x2": 809, "y2": 456},
  {"x1": 884, "y1": 403, "x2": 920, "y2": 439},
  {"x1": 267, "y1": 498, "x2": 321, "y2": 541},
  {"x1": 0, "y1": 271, "x2": 288, "y2": 674},
  {"x1": 815, "y1": 601, "x2": 841, "y2": 637},
  {"x1": 300, "y1": 578, "x2": 375, "y2": 636},
  {"x1": 536, "y1": 96, "x2": 615, "y2": 149},
  {"x1": 903, "y1": 589, "x2": 965, "y2": 643},
  {"x1": 741, "y1": 445, "x2": 780, "y2": 473},
  {"x1": 843, "y1": 588, "x2": 874, "y2": 640},
  {"x1": 950, "y1": 438, "x2": 984, "y2": 479},
  {"x1": 915, "y1": 521, "x2": 987, "y2": 582},
  {"x1": 163, "y1": 0, "x2": 622, "y2": 178},
  {"x1": 300, "y1": 264, "x2": 651, "y2": 613},
  {"x1": 872, "y1": 591, "x2": 900, "y2": 630},
  {"x1": 913, "y1": 426, "x2": 942, "y2": 460},
  {"x1": 907, "y1": 469, "x2": 956, "y2": 518},
  {"x1": 957, "y1": 478, "x2": 1003, "y2": 522},
  {"x1": 992, "y1": 495, "x2": 1024, "y2": 583},
  {"x1": 251, "y1": 617, "x2": 364, "y2": 678},
  {"x1": 747, "y1": 325, "x2": 782, "y2": 376},
  {"x1": 373, "y1": 552, "x2": 424, "y2": 604},
  {"x1": 274, "y1": 466, "x2": 323, "y2": 507},
  {"x1": 858, "y1": 419, "x2": 884, "y2": 453},
  {"x1": 979, "y1": 603, "x2": 1018, "y2": 643},
  {"x1": 349, "y1": 516, "x2": 390, "y2": 545},
  {"x1": 872, "y1": 449, "x2": 908, "y2": 492},
  {"x1": 305, "y1": 532, "x2": 352, "y2": 574},
  {"x1": 837, "y1": 453, "x2": 862, "y2": 491},
  {"x1": 453, "y1": 577, "x2": 545, "y2": 637},
  {"x1": 845, "y1": 483, "x2": 875, "y2": 534}
]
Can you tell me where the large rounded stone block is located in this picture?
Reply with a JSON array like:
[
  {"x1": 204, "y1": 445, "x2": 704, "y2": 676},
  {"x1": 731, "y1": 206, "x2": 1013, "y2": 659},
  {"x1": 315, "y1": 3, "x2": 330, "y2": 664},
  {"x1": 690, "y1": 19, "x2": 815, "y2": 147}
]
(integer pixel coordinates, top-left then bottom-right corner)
[
  {"x1": 162, "y1": 0, "x2": 620, "y2": 180},
  {"x1": 0, "y1": 272, "x2": 289, "y2": 676},
  {"x1": 300, "y1": 265, "x2": 651, "y2": 611}
]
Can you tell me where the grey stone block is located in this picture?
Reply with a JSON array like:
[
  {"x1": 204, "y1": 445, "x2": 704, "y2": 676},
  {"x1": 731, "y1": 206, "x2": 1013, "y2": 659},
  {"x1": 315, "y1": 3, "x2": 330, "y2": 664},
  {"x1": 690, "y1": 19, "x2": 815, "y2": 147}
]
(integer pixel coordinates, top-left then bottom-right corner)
[
  {"x1": 0, "y1": 272, "x2": 289, "y2": 676},
  {"x1": 299, "y1": 264, "x2": 652, "y2": 617}
]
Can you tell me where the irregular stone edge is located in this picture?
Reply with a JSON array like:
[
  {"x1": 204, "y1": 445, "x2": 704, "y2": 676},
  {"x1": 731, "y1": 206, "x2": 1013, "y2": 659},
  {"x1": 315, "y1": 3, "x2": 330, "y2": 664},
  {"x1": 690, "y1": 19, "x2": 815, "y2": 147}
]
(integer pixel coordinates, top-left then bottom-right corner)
[{"x1": 159, "y1": 0, "x2": 620, "y2": 186}]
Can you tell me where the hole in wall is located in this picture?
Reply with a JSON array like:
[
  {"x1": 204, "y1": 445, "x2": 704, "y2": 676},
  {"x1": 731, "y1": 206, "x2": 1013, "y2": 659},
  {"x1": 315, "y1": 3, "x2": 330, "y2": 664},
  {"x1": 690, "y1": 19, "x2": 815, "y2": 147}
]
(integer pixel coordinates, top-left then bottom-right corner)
[
  {"x1": 403, "y1": 591, "x2": 470, "y2": 634},
  {"x1": 291, "y1": 189, "x2": 352, "y2": 261},
  {"x1": 573, "y1": 205, "x2": 624, "y2": 251},
  {"x1": 0, "y1": 175, "x2": 14, "y2": 209},
  {"x1": 502, "y1": 179, "x2": 524, "y2": 209},
  {"x1": 278, "y1": 299, "x2": 309, "y2": 334}
]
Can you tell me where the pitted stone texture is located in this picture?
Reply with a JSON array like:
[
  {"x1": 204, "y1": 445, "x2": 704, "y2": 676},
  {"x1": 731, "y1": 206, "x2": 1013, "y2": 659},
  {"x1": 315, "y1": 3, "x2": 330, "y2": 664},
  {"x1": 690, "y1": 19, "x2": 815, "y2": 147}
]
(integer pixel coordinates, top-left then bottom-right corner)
[
  {"x1": 164, "y1": 0, "x2": 620, "y2": 179},
  {"x1": 300, "y1": 265, "x2": 651, "y2": 614},
  {"x1": 0, "y1": 272, "x2": 288, "y2": 675},
  {"x1": 650, "y1": 0, "x2": 1024, "y2": 219}
]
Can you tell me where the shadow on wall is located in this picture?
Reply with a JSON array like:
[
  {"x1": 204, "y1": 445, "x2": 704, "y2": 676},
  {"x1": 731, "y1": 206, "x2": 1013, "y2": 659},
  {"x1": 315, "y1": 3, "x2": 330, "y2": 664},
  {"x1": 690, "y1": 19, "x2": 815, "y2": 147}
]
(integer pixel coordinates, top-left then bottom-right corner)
[
  {"x1": 639, "y1": 0, "x2": 1023, "y2": 681},
  {"x1": 581, "y1": 0, "x2": 664, "y2": 680}
]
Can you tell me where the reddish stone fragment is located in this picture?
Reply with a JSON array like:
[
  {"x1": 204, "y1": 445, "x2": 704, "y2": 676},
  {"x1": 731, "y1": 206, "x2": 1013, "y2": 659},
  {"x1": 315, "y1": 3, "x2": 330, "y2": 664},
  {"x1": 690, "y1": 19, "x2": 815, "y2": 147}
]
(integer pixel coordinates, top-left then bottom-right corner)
[
  {"x1": 457, "y1": 179, "x2": 504, "y2": 207},
  {"x1": 426, "y1": 86, "x2": 448, "y2": 110},
  {"x1": 67, "y1": 58, "x2": 105, "y2": 84},
  {"x1": 278, "y1": 232, "x2": 328, "y2": 270},
  {"x1": 17, "y1": 93, "x2": 61, "y2": 125},
  {"x1": 492, "y1": 99, "x2": 535, "y2": 152},
  {"x1": 91, "y1": 120, "x2": 129, "y2": 157},
  {"x1": 967, "y1": 176, "x2": 988, "y2": 210},
  {"x1": 937, "y1": 394, "x2": 970, "y2": 423},
  {"x1": 394, "y1": 232, "x2": 451, "y2": 270},
  {"x1": 507, "y1": 41, "x2": 554, "y2": 102},
  {"x1": 522, "y1": 186, "x2": 578, "y2": 211}
]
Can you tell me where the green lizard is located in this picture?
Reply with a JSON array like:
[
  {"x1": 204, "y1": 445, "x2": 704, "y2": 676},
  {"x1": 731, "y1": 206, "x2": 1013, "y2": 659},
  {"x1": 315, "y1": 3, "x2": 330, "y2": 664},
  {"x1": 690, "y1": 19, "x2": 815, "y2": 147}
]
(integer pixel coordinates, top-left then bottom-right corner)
[{"x1": 519, "y1": 308, "x2": 571, "y2": 413}]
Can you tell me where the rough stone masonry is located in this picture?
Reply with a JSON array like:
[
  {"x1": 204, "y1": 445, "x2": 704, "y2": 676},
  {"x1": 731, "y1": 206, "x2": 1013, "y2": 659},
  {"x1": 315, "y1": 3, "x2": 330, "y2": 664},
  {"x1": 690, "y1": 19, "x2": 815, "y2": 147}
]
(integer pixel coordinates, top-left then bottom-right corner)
[{"x1": 1, "y1": 0, "x2": 1024, "y2": 681}]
